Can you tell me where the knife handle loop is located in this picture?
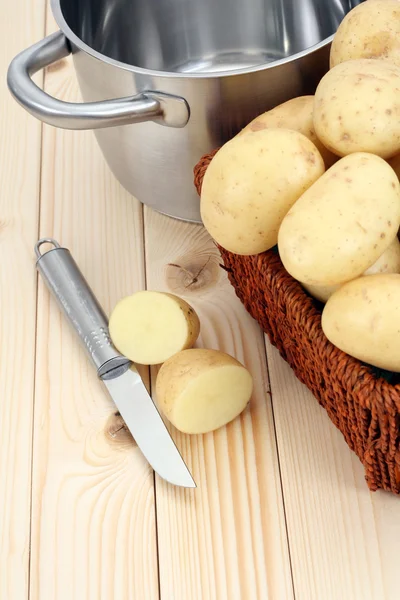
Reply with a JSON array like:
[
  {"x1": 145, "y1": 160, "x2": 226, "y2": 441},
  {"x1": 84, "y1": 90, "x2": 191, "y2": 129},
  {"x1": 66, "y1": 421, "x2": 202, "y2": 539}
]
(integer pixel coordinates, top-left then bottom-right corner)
[{"x1": 35, "y1": 238, "x2": 130, "y2": 378}]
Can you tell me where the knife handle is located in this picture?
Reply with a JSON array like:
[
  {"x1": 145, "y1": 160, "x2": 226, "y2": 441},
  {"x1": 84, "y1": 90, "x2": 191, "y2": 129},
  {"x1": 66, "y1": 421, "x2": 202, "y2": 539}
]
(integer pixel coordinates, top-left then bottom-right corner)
[{"x1": 35, "y1": 238, "x2": 130, "y2": 378}]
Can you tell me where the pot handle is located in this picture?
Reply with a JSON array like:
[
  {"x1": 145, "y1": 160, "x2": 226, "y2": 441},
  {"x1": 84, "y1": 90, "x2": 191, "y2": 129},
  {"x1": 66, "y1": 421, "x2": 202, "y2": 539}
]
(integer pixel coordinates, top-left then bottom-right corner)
[{"x1": 7, "y1": 31, "x2": 190, "y2": 130}]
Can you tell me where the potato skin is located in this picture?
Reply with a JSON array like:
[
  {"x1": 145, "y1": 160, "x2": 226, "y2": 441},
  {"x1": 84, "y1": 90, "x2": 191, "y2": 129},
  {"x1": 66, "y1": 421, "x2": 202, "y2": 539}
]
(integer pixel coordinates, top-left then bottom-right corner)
[
  {"x1": 200, "y1": 128, "x2": 325, "y2": 256},
  {"x1": 314, "y1": 59, "x2": 400, "y2": 159},
  {"x1": 239, "y1": 96, "x2": 337, "y2": 168},
  {"x1": 322, "y1": 274, "x2": 400, "y2": 372},
  {"x1": 302, "y1": 282, "x2": 340, "y2": 304},
  {"x1": 156, "y1": 349, "x2": 251, "y2": 424},
  {"x1": 303, "y1": 237, "x2": 400, "y2": 302},
  {"x1": 330, "y1": 0, "x2": 400, "y2": 69},
  {"x1": 278, "y1": 153, "x2": 400, "y2": 286},
  {"x1": 161, "y1": 292, "x2": 200, "y2": 348},
  {"x1": 364, "y1": 236, "x2": 400, "y2": 275}
]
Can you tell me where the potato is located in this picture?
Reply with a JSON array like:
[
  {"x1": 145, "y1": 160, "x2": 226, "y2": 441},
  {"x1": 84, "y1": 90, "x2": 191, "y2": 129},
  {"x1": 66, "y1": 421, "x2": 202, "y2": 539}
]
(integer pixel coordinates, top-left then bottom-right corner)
[
  {"x1": 302, "y1": 282, "x2": 341, "y2": 304},
  {"x1": 156, "y1": 349, "x2": 253, "y2": 434},
  {"x1": 322, "y1": 274, "x2": 400, "y2": 372},
  {"x1": 109, "y1": 291, "x2": 200, "y2": 365},
  {"x1": 278, "y1": 153, "x2": 400, "y2": 285},
  {"x1": 239, "y1": 96, "x2": 337, "y2": 168},
  {"x1": 330, "y1": 0, "x2": 400, "y2": 69},
  {"x1": 314, "y1": 59, "x2": 400, "y2": 159},
  {"x1": 364, "y1": 235, "x2": 400, "y2": 275},
  {"x1": 303, "y1": 237, "x2": 400, "y2": 302},
  {"x1": 200, "y1": 129, "x2": 325, "y2": 255}
]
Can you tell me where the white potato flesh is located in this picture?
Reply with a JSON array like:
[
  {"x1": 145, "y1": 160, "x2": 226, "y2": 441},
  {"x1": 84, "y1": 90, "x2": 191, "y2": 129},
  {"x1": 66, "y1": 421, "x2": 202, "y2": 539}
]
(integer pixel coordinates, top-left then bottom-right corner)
[
  {"x1": 156, "y1": 349, "x2": 253, "y2": 434},
  {"x1": 330, "y1": 0, "x2": 400, "y2": 69},
  {"x1": 201, "y1": 128, "x2": 325, "y2": 256},
  {"x1": 314, "y1": 59, "x2": 400, "y2": 159},
  {"x1": 322, "y1": 274, "x2": 400, "y2": 372},
  {"x1": 278, "y1": 153, "x2": 400, "y2": 285},
  {"x1": 109, "y1": 291, "x2": 200, "y2": 365}
]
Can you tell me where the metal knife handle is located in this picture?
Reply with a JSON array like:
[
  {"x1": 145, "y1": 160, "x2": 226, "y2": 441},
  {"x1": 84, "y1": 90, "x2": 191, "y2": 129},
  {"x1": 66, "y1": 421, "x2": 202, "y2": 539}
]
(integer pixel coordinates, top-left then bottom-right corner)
[{"x1": 35, "y1": 238, "x2": 130, "y2": 378}]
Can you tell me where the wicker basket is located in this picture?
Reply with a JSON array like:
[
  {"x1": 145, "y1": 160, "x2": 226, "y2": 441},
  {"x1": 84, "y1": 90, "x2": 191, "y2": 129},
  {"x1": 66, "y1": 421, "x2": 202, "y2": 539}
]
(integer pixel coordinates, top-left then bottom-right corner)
[{"x1": 194, "y1": 151, "x2": 400, "y2": 494}]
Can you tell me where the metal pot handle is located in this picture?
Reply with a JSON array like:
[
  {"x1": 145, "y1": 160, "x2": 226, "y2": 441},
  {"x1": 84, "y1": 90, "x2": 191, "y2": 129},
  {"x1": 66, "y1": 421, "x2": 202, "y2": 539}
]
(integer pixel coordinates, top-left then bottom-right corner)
[{"x1": 7, "y1": 31, "x2": 190, "y2": 130}]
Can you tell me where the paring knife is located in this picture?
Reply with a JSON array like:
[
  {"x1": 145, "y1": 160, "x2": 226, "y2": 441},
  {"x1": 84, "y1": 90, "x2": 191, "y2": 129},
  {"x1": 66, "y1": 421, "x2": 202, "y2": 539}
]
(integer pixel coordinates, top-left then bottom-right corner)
[{"x1": 35, "y1": 238, "x2": 196, "y2": 488}]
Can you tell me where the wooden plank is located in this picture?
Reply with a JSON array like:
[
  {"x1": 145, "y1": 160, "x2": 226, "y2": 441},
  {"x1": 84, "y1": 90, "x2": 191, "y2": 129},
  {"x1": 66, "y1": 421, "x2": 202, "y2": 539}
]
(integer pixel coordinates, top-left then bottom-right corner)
[
  {"x1": 29, "y1": 13, "x2": 159, "y2": 600},
  {"x1": 0, "y1": 2, "x2": 45, "y2": 599},
  {"x1": 267, "y1": 343, "x2": 400, "y2": 600},
  {"x1": 144, "y1": 208, "x2": 294, "y2": 600}
]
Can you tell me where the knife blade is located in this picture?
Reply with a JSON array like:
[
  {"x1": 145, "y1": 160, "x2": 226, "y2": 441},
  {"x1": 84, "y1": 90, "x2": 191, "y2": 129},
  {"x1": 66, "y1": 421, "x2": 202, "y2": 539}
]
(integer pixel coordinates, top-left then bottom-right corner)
[
  {"x1": 34, "y1": 237, "x2": 196, "y2": 488},
  {"x1": 104, "y1": 367, "x2": 195, "y2": 487}
]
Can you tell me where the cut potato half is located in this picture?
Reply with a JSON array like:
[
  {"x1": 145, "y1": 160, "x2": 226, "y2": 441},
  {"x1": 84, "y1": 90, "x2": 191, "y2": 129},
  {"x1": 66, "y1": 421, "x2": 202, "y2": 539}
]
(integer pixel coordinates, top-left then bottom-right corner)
[
  {"x1": 109, "y1": 291, "x2": 200, "y2": 365},
  {"x1": 156, "y1": 349, "x2": 253, "y2": 434}
]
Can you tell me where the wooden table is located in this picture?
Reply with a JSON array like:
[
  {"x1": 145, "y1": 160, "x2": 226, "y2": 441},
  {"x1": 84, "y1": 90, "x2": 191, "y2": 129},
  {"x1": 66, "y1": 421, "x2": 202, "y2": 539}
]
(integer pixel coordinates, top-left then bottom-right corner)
[{"x1": 2, "y1": 3, "x2": 400, "y2": 599}]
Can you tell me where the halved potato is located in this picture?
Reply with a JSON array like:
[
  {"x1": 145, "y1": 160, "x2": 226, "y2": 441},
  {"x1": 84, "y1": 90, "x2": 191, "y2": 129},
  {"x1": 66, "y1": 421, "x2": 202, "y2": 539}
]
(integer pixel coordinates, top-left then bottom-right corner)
[
  {"x1": 156, "y1": 349, "x2": 253, "y2": 434},
  {"x1": 109, "y1": 291, "x2": 200, "y2": 365}
]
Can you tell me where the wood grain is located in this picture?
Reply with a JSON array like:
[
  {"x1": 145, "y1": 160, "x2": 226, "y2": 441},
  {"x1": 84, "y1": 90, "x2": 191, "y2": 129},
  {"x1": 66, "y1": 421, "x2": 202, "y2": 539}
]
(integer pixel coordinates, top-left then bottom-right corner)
[
  {"x1": 144, "y1": 208, "x2": 294, "y2": 600},
  {"x1": 266, "y1": 343, "x2": 400, "y2": 600},
  {"x1": 29, "y1": 13, "x2": 159, "y2": 600},
  {"x1": 4, "y1": 4, "x2": 400, "y2": 600},
  {"x1": 0, "y1": 2, "x2": 45, "y2": 598}
]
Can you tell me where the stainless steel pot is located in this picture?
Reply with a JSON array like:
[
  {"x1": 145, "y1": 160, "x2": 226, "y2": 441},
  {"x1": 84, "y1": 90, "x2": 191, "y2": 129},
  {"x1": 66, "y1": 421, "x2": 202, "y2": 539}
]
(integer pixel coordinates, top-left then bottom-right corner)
[{"x1": 7, "y1": 0, "x2": 363, "y2": 222}]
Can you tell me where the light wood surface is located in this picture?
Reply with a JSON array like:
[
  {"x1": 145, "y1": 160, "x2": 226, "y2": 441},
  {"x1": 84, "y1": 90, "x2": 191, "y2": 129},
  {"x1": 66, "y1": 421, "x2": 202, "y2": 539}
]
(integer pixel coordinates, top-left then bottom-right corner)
[
  {"x1": 28, "y1": 11, "x2": 158, "y2": 600},
  {"x1": 267, "y1": 345, "x2": 400, "y2": 600},
  {"x1": 144, "y1": 208, "x2": 293, "y2": 600},
  {"x1": 2, "y1": 2, "x2": 400, "y2": 599},
  {"x1": 0, "y1": 2, "x2": 45, "y2": 599}
]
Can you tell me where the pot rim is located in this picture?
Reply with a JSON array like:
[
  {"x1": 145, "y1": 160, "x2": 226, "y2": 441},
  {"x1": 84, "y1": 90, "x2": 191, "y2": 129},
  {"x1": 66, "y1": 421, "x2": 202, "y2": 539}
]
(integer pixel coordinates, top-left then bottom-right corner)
[{"x1": 51, "y1": 0, "x2": 334, "y2": 79}]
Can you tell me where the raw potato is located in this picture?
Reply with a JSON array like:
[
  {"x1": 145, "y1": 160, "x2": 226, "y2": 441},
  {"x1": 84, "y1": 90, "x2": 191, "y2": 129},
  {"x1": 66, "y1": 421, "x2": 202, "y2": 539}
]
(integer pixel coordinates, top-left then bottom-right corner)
[
  {"x1": 201, "y1": 128, "x2": 325, "y2": 255},
  {"x1": 364, "y1": 236, "x2": 400, "y2": 275},
  {"x1": 278, "y1": 153, "x2": 400, "y2": 286},
  {"x1": 303, "y1": 237, "x2": 400, "y2": 302},
  {"x1": 314, "y1": 59, "x2": 400, "y2": 159},
  {"x1": 330, "y1": 0, "x2": 400, "y2": 68},
  {"x1": 156, "y1": 349, "x2": 253, "y2": 434},
  {"x1": 322, "y1": 274, "x2": 400, "y2": 372},
  {"x1": 238, "y1": 96, "x2": 337, "y2": 168},
  {"x1": 302, "y1": 282, "x2": 341, "y2": 304},
  {"x1": 109, "y1": 291, "x2": 200, "y2": 365}
]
